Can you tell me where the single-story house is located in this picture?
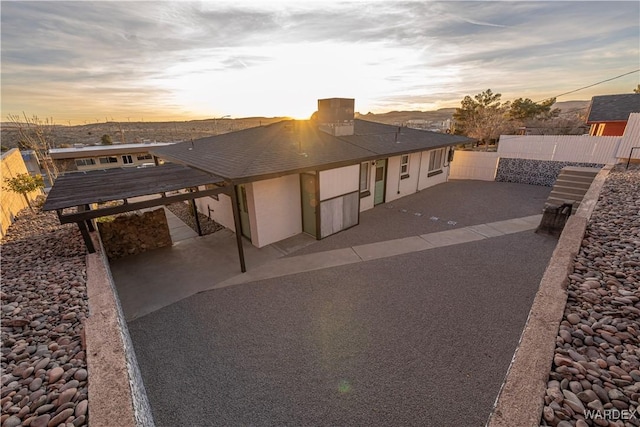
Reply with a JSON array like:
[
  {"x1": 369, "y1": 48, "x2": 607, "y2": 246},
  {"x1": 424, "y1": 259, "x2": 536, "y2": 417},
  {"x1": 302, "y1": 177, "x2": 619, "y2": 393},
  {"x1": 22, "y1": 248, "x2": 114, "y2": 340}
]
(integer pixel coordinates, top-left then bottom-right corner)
[
  {"x1": 151, "y1": 98, "x2": 473, "y2": 248},
  {"x1": 586, "y1": 93, "x2": 640, "y2": 136},
  {"x1": 49, "y1": 142, "x2": 174, "y2": 173}
]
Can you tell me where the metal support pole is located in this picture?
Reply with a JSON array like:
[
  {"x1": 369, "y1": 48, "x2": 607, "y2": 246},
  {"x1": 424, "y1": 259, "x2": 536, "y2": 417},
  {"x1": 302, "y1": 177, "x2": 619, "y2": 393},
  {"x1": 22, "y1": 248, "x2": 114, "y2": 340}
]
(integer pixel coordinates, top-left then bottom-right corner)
[
  {"x1": 627, "y1": 147, "x2": 639, "y2": 170},
  {"x1": 229, "y1": 187, "x2": 247, "y2": 273},
  {"x1": 190, "y1": 199, "x2": 202, "y2": 236},
  {"x1": 77, "y1": 221, "x2": 95, "y2": 253}
]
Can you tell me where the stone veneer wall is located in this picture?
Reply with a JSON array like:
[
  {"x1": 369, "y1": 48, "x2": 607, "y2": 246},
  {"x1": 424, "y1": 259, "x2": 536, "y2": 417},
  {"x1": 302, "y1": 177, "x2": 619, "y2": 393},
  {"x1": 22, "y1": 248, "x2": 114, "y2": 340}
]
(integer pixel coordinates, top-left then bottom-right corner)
[
  {"x1": 495, "y1": 158, "x2": 604, "y2": 187},
  {"x1": 97, "y1": 208, "x2": 172, "y2": 260}
]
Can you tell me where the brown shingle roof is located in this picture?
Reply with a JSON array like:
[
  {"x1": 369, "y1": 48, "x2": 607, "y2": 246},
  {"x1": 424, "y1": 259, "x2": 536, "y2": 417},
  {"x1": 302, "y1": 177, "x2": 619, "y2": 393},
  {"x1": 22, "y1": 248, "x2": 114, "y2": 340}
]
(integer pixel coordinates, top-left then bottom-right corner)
[
  {"x1": 151, "y1": 119, "x2": 471, "y2": 182},
  {"x1": 42, "y1": 164, "x2": 223, "y2": 210}
]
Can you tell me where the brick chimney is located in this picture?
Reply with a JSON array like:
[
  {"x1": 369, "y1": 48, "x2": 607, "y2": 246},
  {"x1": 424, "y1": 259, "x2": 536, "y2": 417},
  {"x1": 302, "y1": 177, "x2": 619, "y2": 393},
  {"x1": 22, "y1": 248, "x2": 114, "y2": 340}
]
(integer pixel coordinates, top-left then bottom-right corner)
[{"x1": 317, "y1": 98, "x2": 354, "y2": 136}]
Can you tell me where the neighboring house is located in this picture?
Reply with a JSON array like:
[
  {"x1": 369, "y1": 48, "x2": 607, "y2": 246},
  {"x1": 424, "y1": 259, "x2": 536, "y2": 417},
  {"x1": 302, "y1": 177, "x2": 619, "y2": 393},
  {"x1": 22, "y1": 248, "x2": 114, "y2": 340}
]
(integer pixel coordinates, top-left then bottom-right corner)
[
  {"x1": 49, "y1": 142, "x2": 174, "y2": 173},
  {"x1": 152, "y1": 98, "x2": 472, "y2": 248},
  {"x1": 586, "y1": 93, "x2": 640, "y2": 136},
  {"x1": 20, "y1": 150, "x2": 42, "y2": 175}
]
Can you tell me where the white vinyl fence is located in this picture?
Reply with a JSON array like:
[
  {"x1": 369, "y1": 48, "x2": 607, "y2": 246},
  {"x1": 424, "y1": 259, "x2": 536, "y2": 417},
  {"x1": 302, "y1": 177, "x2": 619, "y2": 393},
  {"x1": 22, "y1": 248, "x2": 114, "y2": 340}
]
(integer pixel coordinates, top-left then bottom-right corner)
[
  {"x1": 449, "y1": 151, "x2": 499, "y2": 181},
  {"x1": 617, "y1": 113, "x2": 640, "y2": 160},
  {"x1": 497, "y1": 135, "x2": 621, "y2": 164}
]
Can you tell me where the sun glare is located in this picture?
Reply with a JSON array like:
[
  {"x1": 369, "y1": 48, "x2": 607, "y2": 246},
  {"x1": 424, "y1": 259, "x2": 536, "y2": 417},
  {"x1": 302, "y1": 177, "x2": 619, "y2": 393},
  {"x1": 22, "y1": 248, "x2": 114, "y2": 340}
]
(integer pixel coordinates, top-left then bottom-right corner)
[{"x1": 157, "y1": 42, "x2": 433, "y2": 119}]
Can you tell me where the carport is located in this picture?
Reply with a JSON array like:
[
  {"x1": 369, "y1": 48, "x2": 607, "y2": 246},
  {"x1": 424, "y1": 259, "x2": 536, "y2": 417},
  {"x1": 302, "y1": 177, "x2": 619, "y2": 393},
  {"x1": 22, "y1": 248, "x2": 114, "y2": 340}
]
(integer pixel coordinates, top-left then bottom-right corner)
[{"x1": 42, "y1": 163, "x2": 247, "y2": 272}]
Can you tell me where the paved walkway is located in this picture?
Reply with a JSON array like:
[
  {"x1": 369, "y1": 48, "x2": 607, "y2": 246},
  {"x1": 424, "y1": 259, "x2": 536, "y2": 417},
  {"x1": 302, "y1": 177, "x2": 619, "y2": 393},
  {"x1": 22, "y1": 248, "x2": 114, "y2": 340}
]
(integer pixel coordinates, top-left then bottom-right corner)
[
  {"x1": 163, "y1": 207, "x2": 198, "y2": 242},
  {"x1": 216, "y1": 214, "x2": 542, "y2": 288}
]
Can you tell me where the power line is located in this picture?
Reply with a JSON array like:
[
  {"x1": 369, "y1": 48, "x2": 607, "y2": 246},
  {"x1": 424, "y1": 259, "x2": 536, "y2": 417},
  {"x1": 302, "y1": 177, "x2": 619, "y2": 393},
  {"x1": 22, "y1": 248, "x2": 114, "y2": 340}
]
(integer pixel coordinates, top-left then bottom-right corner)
[{"x1": 537, "y1": 69, "x2": 640, "y2": 103}]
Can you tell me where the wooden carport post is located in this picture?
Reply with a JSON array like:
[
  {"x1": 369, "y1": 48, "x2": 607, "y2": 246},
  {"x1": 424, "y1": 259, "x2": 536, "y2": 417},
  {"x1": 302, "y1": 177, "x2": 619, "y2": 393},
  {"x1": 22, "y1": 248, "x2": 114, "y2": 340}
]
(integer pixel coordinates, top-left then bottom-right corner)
[
  {"x1": 64, "y1": 206, "x2": 95, "y2": 254},
  {"x1": 190, "y1": 198, "x2": 203, "y2": 236},
  {"x1": 228, "y1": 186, "x2": 247, "y2": 273},
  {"x1": 76, "y1": 220, "x2": 96, "y2": 253}
]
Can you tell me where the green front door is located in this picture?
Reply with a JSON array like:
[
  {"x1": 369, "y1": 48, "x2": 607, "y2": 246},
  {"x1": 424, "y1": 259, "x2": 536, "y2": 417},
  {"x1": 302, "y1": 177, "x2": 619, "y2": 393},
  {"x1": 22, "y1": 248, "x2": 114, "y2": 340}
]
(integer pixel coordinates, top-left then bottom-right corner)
[
  {"x1": 237, "y1": 184, "x2": 251, "y2": 239},
  {"x1": 374, "y1": 159, "x2": 387, "y2": 205},
  {"x1": 300, "y1": 173, "x2": 317, "y2": 237}
]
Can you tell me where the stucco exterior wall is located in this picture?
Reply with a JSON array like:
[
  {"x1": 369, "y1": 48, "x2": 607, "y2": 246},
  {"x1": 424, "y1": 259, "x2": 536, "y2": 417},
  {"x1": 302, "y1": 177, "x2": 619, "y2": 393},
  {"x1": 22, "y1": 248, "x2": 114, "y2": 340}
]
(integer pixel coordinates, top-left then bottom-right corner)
[
  {"x1": 1, "y1": 149, "x2": 43, "y2": 237},
  {"x1": 71, "y1": 153, "x2": 156, "y2": 172},
  {"x1": 417, "y1": 149, "x2": 449, "y2": 190},
  {"x1": 319, "y1": 165, "x2": 359, "y2": 201},
  {"x1": 250, "y1": 174, "x2": 302, "y2": 248},
  {"x1": 385, "y1": 153, "x2": 421, "y2": 203},
  {"x1": 195, "y1": 193, "x2": 236, "y2": 232}
]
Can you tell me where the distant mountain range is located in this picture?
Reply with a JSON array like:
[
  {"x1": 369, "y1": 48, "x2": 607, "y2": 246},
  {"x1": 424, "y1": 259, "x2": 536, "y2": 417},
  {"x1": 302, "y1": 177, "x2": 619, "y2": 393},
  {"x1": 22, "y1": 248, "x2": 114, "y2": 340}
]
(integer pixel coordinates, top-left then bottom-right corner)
[
  {"x1": 355, "y1": 100, "x2": 590, "y2": 126},
  {"x1": 1, "y1": 101, "x2": 590, "y2": 149}
]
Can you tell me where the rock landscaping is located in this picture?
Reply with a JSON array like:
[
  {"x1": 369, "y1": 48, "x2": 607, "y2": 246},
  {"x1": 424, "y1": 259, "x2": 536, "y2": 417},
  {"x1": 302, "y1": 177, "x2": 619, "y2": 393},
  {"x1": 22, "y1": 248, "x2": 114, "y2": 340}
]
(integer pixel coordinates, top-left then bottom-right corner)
[
  {"x1": 165, "y1": 201, "x2": 224, "y2": 235},
  {"x1": 1, "y1": 209, "x2": 89, "y2": 427},
  {"x1": 541, "y1": 165, "x2": 640, "y2": 427},
  {"x1": 98, "y1": 208, "x2": 172, "y2": 260}
]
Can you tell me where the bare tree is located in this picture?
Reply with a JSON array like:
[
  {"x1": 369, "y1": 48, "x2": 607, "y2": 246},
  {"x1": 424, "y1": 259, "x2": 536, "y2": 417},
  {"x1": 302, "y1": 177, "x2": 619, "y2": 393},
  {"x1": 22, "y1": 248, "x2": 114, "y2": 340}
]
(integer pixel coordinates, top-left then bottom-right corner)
[{"x1": 6, "y1": 113, "x2": 59, "y2": 183}]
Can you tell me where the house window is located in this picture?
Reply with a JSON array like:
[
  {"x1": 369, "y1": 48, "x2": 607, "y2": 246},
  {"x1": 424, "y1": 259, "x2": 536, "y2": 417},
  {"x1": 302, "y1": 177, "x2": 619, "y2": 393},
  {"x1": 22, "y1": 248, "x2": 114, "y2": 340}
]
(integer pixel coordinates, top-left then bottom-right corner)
[
  {"x1": 428, "y1": 149, "x2": 445, "y2": 177},
  {"x1": 137, "y1": 153, "x2": 152, "y2": 161},
  {"x1": 400, "y1": 154, "x2": 410, "y2": 179},
  {"x1": 360, "y1": 162, "x2": 371, "y2": 197},
  {"x1": 75, "y1": 158, "x2": 96, "y2": 167},
  {"x1": 122, "y1": 155, "x2": 133, "y2": 164},
  {"x1": 99, "y1": 156, "x2": 118, "y2": 164}
]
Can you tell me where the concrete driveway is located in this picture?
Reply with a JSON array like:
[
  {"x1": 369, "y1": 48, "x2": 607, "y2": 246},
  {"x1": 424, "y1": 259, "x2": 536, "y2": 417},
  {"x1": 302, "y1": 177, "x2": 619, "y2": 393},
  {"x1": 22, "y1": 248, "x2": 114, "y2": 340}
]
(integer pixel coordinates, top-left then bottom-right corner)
[{"x1": 125, "y1": 180, "x2": 558, "y2": 426}]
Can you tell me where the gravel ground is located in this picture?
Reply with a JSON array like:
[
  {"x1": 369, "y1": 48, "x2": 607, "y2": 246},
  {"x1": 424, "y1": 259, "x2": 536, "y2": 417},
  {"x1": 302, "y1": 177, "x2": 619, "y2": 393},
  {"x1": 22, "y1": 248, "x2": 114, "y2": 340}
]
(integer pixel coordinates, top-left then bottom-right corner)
[
  {"x1": 1, "y1": 209, "x2": 89, "y2": 427},
  {"x1": 165, "y1": 202, "x2": 224, "y2": 235},
  {"x1": 540, "y1": 165, "x2": 640, "y2": 427}
]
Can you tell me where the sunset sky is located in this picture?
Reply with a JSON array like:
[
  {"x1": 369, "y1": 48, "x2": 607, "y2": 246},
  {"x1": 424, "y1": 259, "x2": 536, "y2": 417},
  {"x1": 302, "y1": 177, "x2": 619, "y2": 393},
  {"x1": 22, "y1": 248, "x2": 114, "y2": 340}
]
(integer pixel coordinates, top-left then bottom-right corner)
[{"x1": 1, "y1": 1, "x2": 639, "y2": 124}]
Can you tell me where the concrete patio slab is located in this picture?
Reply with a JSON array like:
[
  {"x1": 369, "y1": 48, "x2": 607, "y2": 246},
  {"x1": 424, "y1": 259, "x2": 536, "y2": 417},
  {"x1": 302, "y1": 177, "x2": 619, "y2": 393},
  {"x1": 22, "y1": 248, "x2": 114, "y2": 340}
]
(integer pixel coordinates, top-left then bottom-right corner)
[
  {"x1": 486, "y1": 215, "x2": 541, "y2": 234},
  {"x1": 163, "y1": 208, "x2": 197, "y2": 242},
  {"x1": 352, "y1": 236, "x2": 434, "y2": 261},
  {"x1": 419, "y1": 226, "x2": 486, "y2": 246},
  {"x1": 110, "y1": 229, "x2": 282, "y2": 320},
  {"x1": 215, "y1": 247, "x2": 362, "y2": 288},
  {"x1": 467, "y1": 223, "x2": 505, "y2": 238}
]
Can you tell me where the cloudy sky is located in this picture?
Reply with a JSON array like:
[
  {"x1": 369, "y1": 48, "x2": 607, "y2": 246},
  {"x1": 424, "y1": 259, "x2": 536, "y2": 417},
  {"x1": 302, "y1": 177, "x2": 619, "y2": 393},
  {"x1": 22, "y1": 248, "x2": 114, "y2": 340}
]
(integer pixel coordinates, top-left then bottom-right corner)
[{"x1": 1, "y1": 1, "x2": 639, "y2": 124}]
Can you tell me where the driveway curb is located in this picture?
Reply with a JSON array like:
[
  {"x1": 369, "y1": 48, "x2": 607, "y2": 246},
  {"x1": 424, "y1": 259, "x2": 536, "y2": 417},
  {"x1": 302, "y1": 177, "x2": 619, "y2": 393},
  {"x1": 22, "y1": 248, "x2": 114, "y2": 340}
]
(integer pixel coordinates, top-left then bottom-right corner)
[{"x1": 487, "y1": 164, "x2": 613, "y2": 427}]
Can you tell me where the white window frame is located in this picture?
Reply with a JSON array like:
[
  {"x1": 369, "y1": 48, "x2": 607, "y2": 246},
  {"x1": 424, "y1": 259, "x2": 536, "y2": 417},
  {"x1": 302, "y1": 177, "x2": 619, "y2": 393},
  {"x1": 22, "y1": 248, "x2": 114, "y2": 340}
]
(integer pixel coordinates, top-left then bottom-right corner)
[
  {"x1": 428, "y1": 148, "x2": 445, "y2": 176},
  {"x1": 75, "y1": 158, "x2": 96, "y2": 167},
  {"x1": 360, "y1": 162, "x2": 370, "y2": 194},
  {"x1": 122, "y1": 154, "x2": 134, "y2": 164},
  {"x1": 99, "y1": 156, "x2": 118, "y2": 164},
  {"x1": 400, "y1": 154, "x2": 410, "y2": 179}
]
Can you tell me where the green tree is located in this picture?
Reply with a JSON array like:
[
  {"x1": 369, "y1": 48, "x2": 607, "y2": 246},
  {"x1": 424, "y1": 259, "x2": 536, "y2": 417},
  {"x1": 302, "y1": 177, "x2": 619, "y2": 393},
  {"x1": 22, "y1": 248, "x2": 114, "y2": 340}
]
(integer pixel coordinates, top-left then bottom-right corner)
[
  {"x1": 453, "y1": 89, "x2": 515, "y2": 147},
  {"x1": 509, "y1": 98, "x2": 559, "y2": 121},
  {"x1": 4, "y1": 173, "x2": 44, "y2": 212},
  {"x1": 101, "y1": 134, "x2": 113, "y2": 145}
]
